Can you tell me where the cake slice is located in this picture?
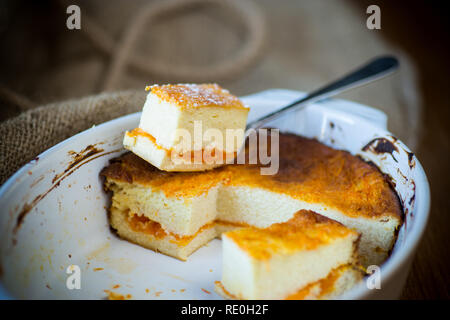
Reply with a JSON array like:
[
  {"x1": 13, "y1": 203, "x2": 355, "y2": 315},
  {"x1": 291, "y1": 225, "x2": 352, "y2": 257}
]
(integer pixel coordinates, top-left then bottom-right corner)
[
  {"x1": 100, "y1": 152, "x2": 226, "y2": 260},
  {"x1": 109, "y1": 207, "x2": 218, "y2": 260},
  {"x1": 101, "y1": 153, "x2": 222, "y2": 236},
  {"x1": 219, "y1": 132, "x2": 403, "y2": 267},
  {"x1": 215, "y1": 210, "x2": 361, "y2": 300},
  {"x1": 124, "y1": 84, "x2": 249, "y2": 171}
]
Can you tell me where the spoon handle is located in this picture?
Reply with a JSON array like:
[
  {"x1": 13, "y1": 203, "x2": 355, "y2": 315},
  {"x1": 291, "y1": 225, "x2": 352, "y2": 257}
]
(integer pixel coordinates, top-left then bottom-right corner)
[{"x1": 246, "y1": 55, "x2": 399, "y2": 130}]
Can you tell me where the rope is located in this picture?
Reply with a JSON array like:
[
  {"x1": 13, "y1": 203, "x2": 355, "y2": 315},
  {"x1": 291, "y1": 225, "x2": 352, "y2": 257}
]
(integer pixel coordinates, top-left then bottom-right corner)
[
  {"x1": 79, "y1": 0, "x2": 266, "y2": 90},
  {"x1": 0, "y1": 0, "x2": 265, "y2": 112}
]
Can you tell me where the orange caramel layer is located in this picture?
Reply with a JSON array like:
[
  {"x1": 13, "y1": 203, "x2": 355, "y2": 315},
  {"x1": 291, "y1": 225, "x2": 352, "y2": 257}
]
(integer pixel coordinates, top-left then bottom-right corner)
[
  {"x1": 127, "y1": 128, "x2": 165, "y2": 151},
  {"x1": 226, "y1": 132, "x2": 403, "y2": 220},
  {"x1": 287, "y1": 264, "x2": 352, "y2": 299},
  {"x1": 126, "y1": 214, "x2": 249, "y2": 246},
  {"x1": 215, "y1": 265, "x2": 352, "y2": 300},
  {"x1": 285, "y1": 266, "x2": 343, "y2": 300},
  {"x1": 127, "y1": 213, "x2": 167, "y2": 239},
  {"x1": 101, "y1": 133, "x2": 402, "y2": 220},
  {"x1": 147, "y1": 83, "x2": 249, "y2": 110},
  {"x1": 225, "y1": 210, "x2": 357, "y2": 260},
  {"x1": 126, "y1": 128, "x2": 237, "y2": 163},
  {"x1": 127, "y1": 213, "x2": 215, "y2": 246}
]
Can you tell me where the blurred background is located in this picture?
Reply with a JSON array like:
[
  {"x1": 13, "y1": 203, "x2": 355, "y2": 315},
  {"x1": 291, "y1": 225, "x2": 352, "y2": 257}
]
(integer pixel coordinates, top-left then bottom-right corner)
[{"x1": 0, "y1": 0, "x2": 448, "y2": 299}]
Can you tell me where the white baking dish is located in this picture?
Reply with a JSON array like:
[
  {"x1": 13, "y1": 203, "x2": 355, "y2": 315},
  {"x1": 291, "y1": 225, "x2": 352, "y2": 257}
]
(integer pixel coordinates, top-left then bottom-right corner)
[{"x1": 0, "y1": 89, "x2": 430, "y2": 299}]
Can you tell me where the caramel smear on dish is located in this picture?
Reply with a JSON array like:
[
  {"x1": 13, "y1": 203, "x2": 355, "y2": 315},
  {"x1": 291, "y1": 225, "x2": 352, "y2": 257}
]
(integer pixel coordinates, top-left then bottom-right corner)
[{"x1": 104, "y1": 290, "x2": 132, "y2": 300}]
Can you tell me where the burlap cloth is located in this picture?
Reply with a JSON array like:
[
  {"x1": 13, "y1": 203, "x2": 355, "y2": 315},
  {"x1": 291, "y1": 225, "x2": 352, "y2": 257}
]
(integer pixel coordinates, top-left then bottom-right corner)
[{"x1": 0, "y1": 0, "x2": 422, "y2": 185}]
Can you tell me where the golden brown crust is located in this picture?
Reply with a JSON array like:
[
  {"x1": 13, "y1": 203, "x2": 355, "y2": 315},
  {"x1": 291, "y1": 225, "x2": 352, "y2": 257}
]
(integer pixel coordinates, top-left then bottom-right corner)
[
  {"x1": 148, "y1": 83, "x2": 249, "y2": 110},
  {"x1": 126, "y1": 128, "x2": 167, "y2": 152},
  {"x1": 101, "y1": 133, "x2": 402, "y2": 220},
  {"x1": 228, "y1": 132, "x2": 403, "y2": 220},
  {"x1": 100, "y1": 152, "x2": 227, "y2": 197},
  {"x1": 225, "y1": 210, "x2": 357, "y2": 260}
]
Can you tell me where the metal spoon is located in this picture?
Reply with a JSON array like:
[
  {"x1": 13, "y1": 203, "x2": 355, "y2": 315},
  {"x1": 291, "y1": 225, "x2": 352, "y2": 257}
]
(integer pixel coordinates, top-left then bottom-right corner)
[{"x1": 246, "y1": 55, "x2": 399, "y2": 131}]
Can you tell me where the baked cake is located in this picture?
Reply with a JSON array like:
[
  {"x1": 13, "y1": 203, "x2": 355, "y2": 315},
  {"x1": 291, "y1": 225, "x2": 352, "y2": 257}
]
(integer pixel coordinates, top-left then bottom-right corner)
[
  {"x1": 214, "y1": 210, "x2": 361, "y2": 300},
  {"x1": 101, "y1": 133, "x2": 402, "y2": 267},
  {"x1": 123, "y1": 84, "x2": 249, "y2": 171}
]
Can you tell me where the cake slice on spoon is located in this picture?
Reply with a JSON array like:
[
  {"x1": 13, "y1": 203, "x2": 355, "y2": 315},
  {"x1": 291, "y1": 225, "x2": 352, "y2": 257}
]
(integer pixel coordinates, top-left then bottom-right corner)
[{"x1": 123, "y1": 83, "x2": 249, "y2": 171}]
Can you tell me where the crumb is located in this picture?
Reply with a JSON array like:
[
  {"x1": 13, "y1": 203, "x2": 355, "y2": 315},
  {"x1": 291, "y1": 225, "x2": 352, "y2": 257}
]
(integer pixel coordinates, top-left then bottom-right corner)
[
  {"x1": 171, "y1": 289, "x2": 176, "y2": 293},
  {"x1": 145, "y1": 289, "x2": 149, "y2": 293},
  {"x1": 104, "y1": 290, "x2": 132, "y2": 300},
  {"x1": 201, "y1": 288, "x2": 211, "y2": 294},
  {"x1": 154, "y1": 291, "x2": 162, "y2": 297},
  {"x1": 93, "y1": 267, "x2": 104, "y2": 272},
  {"x1": 112, "y1": 284, "x2": 120, "y2": 289},
  {"x1": 209, "y1": 269, "x2": 213, "y2": 272},
  {"x1": 180, "y1": 289, "x2": 186, "y2": 292}
]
